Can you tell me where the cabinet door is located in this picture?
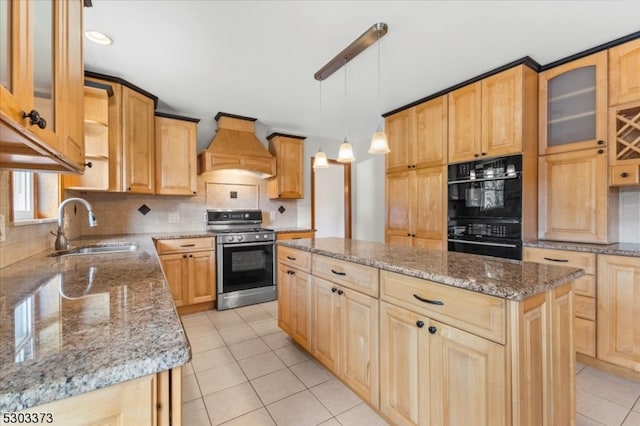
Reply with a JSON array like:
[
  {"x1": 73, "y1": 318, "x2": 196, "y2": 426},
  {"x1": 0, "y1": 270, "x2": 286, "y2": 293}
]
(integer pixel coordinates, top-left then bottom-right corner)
[
  {"x1": 609, "y1": 100, "x2": 640, "y2": 169},
  {"x1": 415, "y1": 96, "x2": 447, "y2": 167},
  {"x1": 539, "y1": 51, "x2": 608, "y2": 155},
  {"x1": 0, "y1": 0, "x2": 28, "y2": 123},
  {"x1": 292, "y1": 269, "x2": 311, "y2": 351},
  {"x1": 429, "y1": 319, "x2": 507, "y2": 426},
  {"x1": 448, "y1": 82, "x2": 482, "y2": 163},
  {"x1": 609, "y1": 38, "x2": 640, "y2": 105},
  {"x1": 538, "y1": 147, "x2": 612, "y2": 243},
  {"x1": 597, "y1": 254, "x2": 640, "y2": 371},
  {"x1": 385, "y1": 171, "x2": 412, "y2": 246},
  {"x1": 312, "y1": 277, "x2": 340, "y2": 374},
  {"x1": 155, "y1": 116, "x2": 197, "y2": 195},
  {"x1": 122, "y1": 86, "x2": 155, "y2": 194},
  {"x1": 380, "y1": 302, "x2": 429, "y2": 426},
  {"x1": 481, "y1": 66, "x2": 523, "y2": 157},
  {"x1": 413, "y1": 165, "x2": 446, "y2": 249},
  {"x1": 386, "y1": 108, "x2": 415, "y2": 173},
  {"x1": 340, "y1": 287, "x2": 379, "y2": 408},
  {"x1": 189, "y1": 250, "x2": 215, "y2": 304},
  {"x1": 277, "y1": 263, "x2": 294, "y2": 335},
  {"x1": 159, "y1": 254, "x2": 187, "y2": 307}
]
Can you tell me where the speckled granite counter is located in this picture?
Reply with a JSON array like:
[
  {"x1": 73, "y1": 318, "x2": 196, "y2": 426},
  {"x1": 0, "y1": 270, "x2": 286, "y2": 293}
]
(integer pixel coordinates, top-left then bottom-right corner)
[
  {"x1": 278, "y1": 237, "x2": 585, "y2": 300},
  {"x1": 524, "y1": 240, "x2": 640, "y2": 257},
  {"x1": 0, "y1": 235, "x2": 191, "y2": 412}
]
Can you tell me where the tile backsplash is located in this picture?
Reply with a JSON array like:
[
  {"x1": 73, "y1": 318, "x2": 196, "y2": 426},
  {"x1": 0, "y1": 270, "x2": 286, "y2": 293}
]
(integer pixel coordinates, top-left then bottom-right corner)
[{"x1": 619, "y1": 187, "x2": 640, "y2": 244}]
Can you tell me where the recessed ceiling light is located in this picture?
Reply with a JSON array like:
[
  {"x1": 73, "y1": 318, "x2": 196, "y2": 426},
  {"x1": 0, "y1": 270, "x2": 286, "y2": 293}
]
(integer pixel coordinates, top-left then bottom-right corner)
[{"x1": 85, "y1": 30, "x2": 113, "y2": 45}]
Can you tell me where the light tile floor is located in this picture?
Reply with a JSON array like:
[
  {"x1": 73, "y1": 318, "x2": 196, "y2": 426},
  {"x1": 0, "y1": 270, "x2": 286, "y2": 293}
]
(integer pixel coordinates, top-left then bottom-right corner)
[{"x1": 180, "y1": 301, "x2": 640, "y2": 426}]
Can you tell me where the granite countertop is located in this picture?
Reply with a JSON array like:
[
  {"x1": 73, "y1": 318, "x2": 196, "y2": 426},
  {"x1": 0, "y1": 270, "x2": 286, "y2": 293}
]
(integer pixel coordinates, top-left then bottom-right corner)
[
  {"x1": 0, "y1": 235, "x2": 191, "y2": 412},
  {"x1": 278, "y1": 237, "x2": 585, "y2": 301},
  {"x1": 524, "y1": 240, "x2": 640, "y2": 257}
]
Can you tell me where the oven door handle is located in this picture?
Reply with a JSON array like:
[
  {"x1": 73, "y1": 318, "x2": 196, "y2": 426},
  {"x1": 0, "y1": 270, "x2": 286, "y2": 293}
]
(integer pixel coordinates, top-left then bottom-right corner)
[
  {"x1": 220, "y1": 241, "x2": 274, "y2": 248},
  {"x1": 447, "y1": 239, "x2": 518, "y2": 248}
]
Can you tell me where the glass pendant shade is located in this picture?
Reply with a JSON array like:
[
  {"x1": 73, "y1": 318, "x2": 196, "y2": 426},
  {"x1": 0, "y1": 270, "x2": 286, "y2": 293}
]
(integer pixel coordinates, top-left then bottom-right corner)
[
  {"x1": 369, "y1": 127, "x2": 390, "y2": 154},
  {"x1": 337, "y1": 139, "x2": 355, "y2": 163},
  {"x1": 313, "y1": 150, "x2": 329, "y2": 169}
]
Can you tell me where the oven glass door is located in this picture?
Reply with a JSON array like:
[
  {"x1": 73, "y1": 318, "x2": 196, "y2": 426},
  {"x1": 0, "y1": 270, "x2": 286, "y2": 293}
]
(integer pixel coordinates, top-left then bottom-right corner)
[{"x1": 219, "y1": 242, "x2": 275, "y2": 293}]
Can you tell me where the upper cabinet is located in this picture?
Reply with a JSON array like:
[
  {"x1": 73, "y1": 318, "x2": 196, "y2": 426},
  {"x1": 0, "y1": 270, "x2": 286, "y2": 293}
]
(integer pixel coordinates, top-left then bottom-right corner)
[
  {"x1": 539, "y1": 51, "x2": 608, "y2": 155},
  {"x1": 267, "y1": 133, "x2": 305, "y2": 199},
  {"x1": 385, "y1": 95, "x2": 448, "y2": 173},
  {"x1": 122, "y1": 86, "x2": 155, "y2": 194},
  {"x1": 449, "y1": 65, "x2": 538, "y2": 163},
  {"x1": 0, "y1": 0, "x2": 85, "y2": 172},
  {"x1": 609, "y1": 38, "x2": 640, "y2": 106},
  {"x1": 155, "y1": 114, "x2": 198, "y2": 196}
]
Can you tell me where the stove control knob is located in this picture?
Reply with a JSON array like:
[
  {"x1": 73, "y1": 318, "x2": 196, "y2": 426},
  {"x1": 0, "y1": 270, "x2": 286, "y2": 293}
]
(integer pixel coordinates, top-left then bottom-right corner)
[
  {"x1": 264, "y1": 235, "x2": 269, "y2": 239},
  {"x1": 228, "y1": 236, "x2": 235, "y2": 242},
  {"x1": 237, "y1": 235, "x2": 244, "y2": 241},
  {"x1": 255, "y1": 234, "x2": 260, "y2": 240}
]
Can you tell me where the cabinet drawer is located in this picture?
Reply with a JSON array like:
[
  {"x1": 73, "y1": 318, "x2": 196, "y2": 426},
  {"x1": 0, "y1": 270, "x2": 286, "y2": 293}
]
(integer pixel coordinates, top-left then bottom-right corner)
[
  {"x1": 277, "y1": 231, "x2": 315, "y2": 240},
  {"x1": 312, "y1": 255, "x2": 379, "y2": 298},
  {"x1": 610, "y1": 164, "x2": 640, "y2": 186},
  {"x1": 575, "y1": 317, "x2": 596, "y2": 357},
  {"x1": 277, "y1": 246, "x2": 311, "y2": 273},
  {"x1": 573, "y1": 275, "x2": 596, "y2": 298},
  {"x1": 575, "y1": 295, "x2": 596, "y2": 320},
  {"x1": 380, "y1": 270, "x2": 506, "y2": 344},
  {"x1": 524, "y1": 247, "x2": 596, "y2": 275},
  {"x1": 155, "y1": 237, "x2": 215, "y2": 254}
]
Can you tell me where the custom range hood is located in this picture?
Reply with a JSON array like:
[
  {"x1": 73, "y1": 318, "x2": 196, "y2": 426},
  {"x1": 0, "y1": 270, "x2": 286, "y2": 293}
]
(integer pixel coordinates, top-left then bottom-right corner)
[{"x1": 198, "y1": 112, "x2": 276, "y2": 176}]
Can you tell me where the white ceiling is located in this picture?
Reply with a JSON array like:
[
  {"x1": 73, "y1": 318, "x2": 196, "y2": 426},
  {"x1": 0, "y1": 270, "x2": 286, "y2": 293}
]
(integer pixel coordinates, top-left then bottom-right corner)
[{"x1": 83, "y1": 1, "x2": 640, "y2": 153}]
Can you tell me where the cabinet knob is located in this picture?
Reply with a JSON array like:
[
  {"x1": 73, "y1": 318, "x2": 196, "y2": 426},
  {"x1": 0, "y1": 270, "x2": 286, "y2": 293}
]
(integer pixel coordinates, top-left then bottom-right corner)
[
  {"x1": 597, "y1": 140, "x2": 604, "y2": 145},
  {"x1": 182, "y1": 254, "x2": 187, "y2": 258},
  {"x1": 481, "y1": 152, "x2": 487, "y2": 156},
  {"x1": 621, "y1": 172, "x2": 629, "y2": 178},
  {"x1": 127, "y1": 187, "x2": 131, "y2": 191},
  {"x1": 474, "y1": 153, "x2": 479, "y2": 157},
  {"x1": 597, "y1": 149, "x2": 604, "y2": 154},
  {"x1": 407, "y1": 233, "x2": 411, "y2": 237},
  {"x1": 428, "y1": 326, "x2": 437, "y2": 335},
  {"x1": 84, "y1": 162, "x2": 93, "y2": 168},
  {"x1": 412, "y1": 234, "x2": 416, "y2": 237},
  {"x1": 337, "y1": 289, "x2": 344, "y2": 295},
  {"x1": 331, "y1": 287, "x2": 338, "y2": 293},
  {"x1": 21, "y1": 110, "x2": 47, "y2": 129},
  {"x1": 416, "y1": 320, "x2": 425, "y2": 328}
]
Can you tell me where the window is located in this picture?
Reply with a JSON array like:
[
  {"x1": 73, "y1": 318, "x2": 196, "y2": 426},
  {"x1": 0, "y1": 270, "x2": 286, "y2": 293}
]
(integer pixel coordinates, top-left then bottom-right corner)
[{"x1": 10, "y1": 171, "x2": 59, "y2": 223}]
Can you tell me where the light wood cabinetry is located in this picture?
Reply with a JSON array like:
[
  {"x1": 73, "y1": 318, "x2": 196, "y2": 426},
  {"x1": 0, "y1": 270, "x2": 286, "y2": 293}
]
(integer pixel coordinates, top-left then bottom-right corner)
[
  {"x1": 385, "y1": 165, "x2": 447, "y2": 250},
  {"x1": 538, "y1": 147, "x2": 618, "y2": 243},
  {"x1": 524, "y1": 247, "x2": 597, "y2": 356},
  {"x1": 380, "y1": 269, "x2": 574, "y2": 426},
  {"x1": 609, "y1": 38, "x2": 640, "y2": 106},
  {"x1": 597, "y1": 254, "x2": 640, "y2": 372},
  {"x1": 277, "y1": 246, "x2": 312, "y2": 350},
  {"x1": 156, "y1": 238, "x2": 216, "y2": 314},
  {"x1": 539, "y1": 51, "x2": 608, "y2": 155},
  {"x1": 267, "y1": 133, "x2": 305, "y2": 199},
  {"x1": 0, "y1": 0, "x2": 85, "y2": 172},
  {"x1": 385, "y1": 95, "x2": 447, "y2": 173},
  {"x1": 18, "y1": 369, "x2": 182, "y2": 426},
  {"x1": 122, "y1": 86, "x2": 155, "y2": 194},
  {"x1": 276, "y1": 230, "x2": 315, "y2": 240},
  {"x1": 448, "y1": 65, "x2": 538, "y2": 163},
  {"x1": 155, "y1": 114, "x2": 198, "y2": 195},
  {"x1": 608, "y1": 100, "x2": 640, "y2": 186}
]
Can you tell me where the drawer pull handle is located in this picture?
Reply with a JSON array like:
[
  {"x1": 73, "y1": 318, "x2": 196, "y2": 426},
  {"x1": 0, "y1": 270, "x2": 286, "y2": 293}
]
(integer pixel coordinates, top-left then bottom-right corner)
[
  {"x1": 428, "y1": 326, "x2": 437, "y2": 335},
  {"x1": 416, "y1": 320, "x2": 425, "y2": 328},
  {"x1": 543, "y1": 257, "x2": 568, "y2": 263},
  {"x1": 331, "y1": 269, "x2": 346, "y2": 276},
  {"x1": 413, "y1": 294, "x2": 444, "y2": 305},
  {"x1": 286, "y1": 255, "x2": 297, "y2": 261},
  {"x1": 180, "y1": 244, "x2": 196, "y2": 247}
]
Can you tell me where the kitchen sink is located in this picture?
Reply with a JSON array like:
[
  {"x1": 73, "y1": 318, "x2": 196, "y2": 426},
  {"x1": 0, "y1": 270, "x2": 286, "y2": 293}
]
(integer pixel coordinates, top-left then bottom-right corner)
[{"x1": 52, "y1": 242, "x2": 139, "y2": 256}]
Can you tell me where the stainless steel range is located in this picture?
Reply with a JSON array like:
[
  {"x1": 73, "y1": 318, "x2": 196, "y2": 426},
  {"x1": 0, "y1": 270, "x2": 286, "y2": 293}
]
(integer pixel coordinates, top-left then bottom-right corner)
[{"x1": 207, "y1": 209, "x2": 276, "y2": 310}]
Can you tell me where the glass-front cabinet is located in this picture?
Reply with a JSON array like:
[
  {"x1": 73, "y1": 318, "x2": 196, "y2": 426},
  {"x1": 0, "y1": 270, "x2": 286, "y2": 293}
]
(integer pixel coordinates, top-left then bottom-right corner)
[
  {"x1": 539, "y1": 51, "x2": 608, "y2": 155},
  {"x1": 0, "y1": 0, "x2": 84, "y2": 172}
]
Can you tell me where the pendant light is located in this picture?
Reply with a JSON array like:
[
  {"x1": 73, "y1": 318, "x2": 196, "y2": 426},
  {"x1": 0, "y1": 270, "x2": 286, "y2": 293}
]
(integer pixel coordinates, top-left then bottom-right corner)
[
  {"x1": 313, "y1": 81, "x2": 329, "y2": 169},
  {"x1": 368, "y1": 26, "x2": 390, "y2": 154},
  {"x1": 337, "y1": 65, "x2": 355, "y2": 163}
]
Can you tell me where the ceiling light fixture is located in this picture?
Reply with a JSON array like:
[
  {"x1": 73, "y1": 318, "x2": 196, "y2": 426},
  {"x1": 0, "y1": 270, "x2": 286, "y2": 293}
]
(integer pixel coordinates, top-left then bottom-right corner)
[
  {"x1": 313, "y1": 81, "x2": 329, "y2": 169},
  {"x1": 368, "y1": 29, "x2": 390, "y2": 155},
  {"x1": 85, "y1": 30, "x2": 113, "y2": 45},
  {"x1": 337, "y1": 65, "x2": 355, "y2": 163}
]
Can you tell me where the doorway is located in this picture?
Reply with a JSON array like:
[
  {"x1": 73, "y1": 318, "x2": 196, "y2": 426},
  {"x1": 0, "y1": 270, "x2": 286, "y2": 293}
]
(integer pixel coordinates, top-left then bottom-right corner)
[{"x1": 311, "y1": 157, "x2": 352, "y2": 238}]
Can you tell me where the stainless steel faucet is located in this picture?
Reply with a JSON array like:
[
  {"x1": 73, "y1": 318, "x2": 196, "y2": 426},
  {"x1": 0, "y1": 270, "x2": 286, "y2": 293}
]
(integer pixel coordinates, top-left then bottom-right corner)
[{"x1": 53, "y1": 198, "x2": 98, "y2": 250}]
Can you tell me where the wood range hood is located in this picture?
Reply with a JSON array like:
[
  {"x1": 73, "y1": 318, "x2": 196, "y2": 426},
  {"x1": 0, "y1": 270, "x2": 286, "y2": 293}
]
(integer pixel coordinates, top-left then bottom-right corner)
[{"x1": 197, "y1": 112, "x2": 276, "y2": 176}]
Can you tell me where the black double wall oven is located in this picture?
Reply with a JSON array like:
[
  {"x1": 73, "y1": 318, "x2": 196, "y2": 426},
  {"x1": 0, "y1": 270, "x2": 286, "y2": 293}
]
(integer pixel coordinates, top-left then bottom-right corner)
[{"x1": 447, "y1": 154, "x2": 524, "y2": 260}]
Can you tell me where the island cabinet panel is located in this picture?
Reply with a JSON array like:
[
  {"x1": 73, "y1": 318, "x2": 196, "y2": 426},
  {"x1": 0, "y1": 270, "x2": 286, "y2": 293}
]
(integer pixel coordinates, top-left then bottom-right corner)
[
  {"x1": 312, "y1": 254, "x2": 379, "y2": 298},
  {"x1": 277, "y1": 248, "x2": 312, "y2": 350},
  {"x1": 597, "y1": 254, "x2": 640, "y2": 371}
]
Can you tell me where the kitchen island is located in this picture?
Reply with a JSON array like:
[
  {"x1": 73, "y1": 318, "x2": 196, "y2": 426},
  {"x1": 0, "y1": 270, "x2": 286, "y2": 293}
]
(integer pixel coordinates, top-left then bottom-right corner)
[
  {"x1": 277, "y1": 237, "x2": 585, "y2": 426},
  {"x1": 0, "y1": 235, "x2": 190, "y2": 424}
]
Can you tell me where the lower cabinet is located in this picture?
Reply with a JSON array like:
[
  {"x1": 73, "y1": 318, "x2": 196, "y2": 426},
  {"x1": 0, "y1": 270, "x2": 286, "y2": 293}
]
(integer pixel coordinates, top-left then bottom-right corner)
[
  {"x1": 597, "y1": 254, "x2": 640, "y2": 371},
  {"x1": 156, "y1": 238, "x2": 216, "y2": 314},
  {"x1": 17, "y1": 368, "x2": 182, "y2": 426},
  {"x1": 277, "y1": 263, "x2": 311, "y2": 351}
]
